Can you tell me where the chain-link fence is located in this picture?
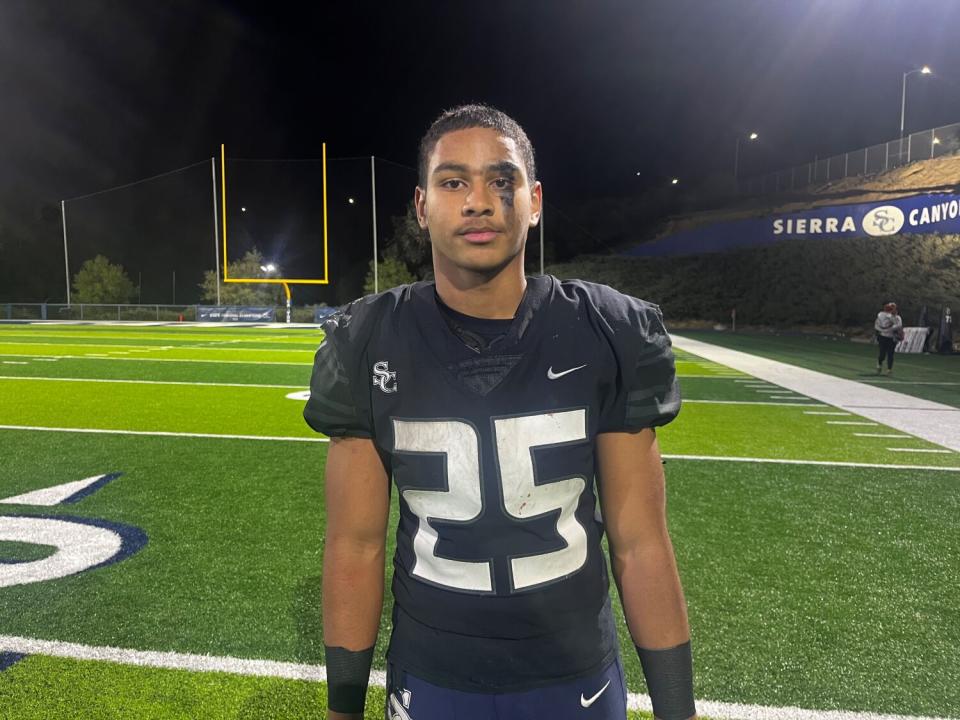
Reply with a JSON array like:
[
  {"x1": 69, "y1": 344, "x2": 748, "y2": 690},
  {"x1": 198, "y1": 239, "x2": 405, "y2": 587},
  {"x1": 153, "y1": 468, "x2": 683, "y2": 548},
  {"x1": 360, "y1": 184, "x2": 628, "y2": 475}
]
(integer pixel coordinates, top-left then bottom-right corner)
[{"x1": 741, "y1": 121, "x2": 960, "y2": 195}]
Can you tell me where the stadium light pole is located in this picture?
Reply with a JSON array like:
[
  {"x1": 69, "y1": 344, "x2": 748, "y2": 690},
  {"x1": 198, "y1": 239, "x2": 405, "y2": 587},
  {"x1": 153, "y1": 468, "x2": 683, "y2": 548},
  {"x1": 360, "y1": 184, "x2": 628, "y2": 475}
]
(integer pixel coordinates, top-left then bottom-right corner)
[
  {"x1": 371, "y1": 156, "x2": 378, "y2": 294},
  {"x1": 61, "y1": 200, "x2": 70, "y2": 305},
  {"x1": 901, "y1": 66, "x2": 932, "y2": 138},
  {"x1": 733, "y1": 132, "x2": 759, "y2": 180},
  {"x1": 210, "y1": 157, "x2": 221, "y2": 306}
]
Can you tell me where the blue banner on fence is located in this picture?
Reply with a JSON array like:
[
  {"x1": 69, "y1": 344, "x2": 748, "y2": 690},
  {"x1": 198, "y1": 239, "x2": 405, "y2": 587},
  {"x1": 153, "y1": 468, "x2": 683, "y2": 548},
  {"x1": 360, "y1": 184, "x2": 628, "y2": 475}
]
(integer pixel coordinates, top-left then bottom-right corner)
[
  {"x1": 625, "y1": 192, "x2": 960, "y2": 257},
  {"x1": 197, "y1": 306, "x2": 275, "y2": 322}
]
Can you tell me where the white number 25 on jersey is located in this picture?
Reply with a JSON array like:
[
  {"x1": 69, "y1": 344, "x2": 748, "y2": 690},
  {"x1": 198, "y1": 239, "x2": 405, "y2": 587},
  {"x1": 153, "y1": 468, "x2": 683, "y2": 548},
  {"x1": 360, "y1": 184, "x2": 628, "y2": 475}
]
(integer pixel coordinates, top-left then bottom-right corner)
[{"x1": 393, "y1": 409, "x2": 589, "y2": 594}]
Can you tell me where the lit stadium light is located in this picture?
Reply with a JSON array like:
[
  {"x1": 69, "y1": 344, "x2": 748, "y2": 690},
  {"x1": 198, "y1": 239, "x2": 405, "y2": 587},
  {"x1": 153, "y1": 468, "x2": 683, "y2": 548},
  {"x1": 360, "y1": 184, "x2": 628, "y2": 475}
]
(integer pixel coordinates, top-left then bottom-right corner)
[
  {"x1": 241, "y1": 206, "x2": 247, "y2": 212},
  {"x1": 348, "y1": 197, "x2": 355, "y2": 204},
  {"x1": 671, "y1": 178, "x2": 679, "y2": 185},
  {"x1": 901, "y1": 66, "x2": 933, "y2": 136},
  {"x1": 635, "y1": 172, "x2": 641, "y2": 176},
  {"x1": 748, "y1": 132, "x2": 759, "y2": 141},
  {"x1": 933, "y1": 137, "x2": 941, "y2": 145},
  {"x1": 260, "y1": 263, "x2": 277, "y2": 273}
]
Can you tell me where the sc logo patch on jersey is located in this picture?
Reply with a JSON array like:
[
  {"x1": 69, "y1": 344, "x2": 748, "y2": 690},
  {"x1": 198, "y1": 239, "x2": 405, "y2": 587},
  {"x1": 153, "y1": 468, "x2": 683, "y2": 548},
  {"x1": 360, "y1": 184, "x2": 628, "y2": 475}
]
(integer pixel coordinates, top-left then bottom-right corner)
[{"x1": 372, "y1": 360, "x2": 398, "y2": 393}]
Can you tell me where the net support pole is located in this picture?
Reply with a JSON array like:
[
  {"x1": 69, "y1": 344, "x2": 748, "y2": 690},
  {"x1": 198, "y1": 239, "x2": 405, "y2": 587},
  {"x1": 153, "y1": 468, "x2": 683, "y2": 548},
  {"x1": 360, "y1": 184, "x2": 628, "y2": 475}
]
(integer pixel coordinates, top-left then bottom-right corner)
[
  {"x1": 539, "y1": 204, "x2": 544, "y2": 276},
  {"x1": 211, "y1": 157, "x2": 221, "y2": 305},
  {"x1": 282, "y1": 282, "x2": 291, "y2": 324},
  {"x1": 371, "y1": 156, "x2": 378, "y2": 294},
  {"x1": 61, "y1": 200, "x2": 71, "y2": 305}
]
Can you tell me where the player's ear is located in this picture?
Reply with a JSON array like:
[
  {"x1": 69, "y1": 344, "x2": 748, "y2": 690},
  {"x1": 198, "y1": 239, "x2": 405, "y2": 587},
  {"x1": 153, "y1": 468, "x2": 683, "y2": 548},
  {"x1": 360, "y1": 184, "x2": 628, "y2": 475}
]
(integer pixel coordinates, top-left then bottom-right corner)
[
  {"x1": 414, "y1": 186, "x2": 428, "y2": 230},
  {"x1": 528, "y1": 181, "x2": 542, "y2": 228}
]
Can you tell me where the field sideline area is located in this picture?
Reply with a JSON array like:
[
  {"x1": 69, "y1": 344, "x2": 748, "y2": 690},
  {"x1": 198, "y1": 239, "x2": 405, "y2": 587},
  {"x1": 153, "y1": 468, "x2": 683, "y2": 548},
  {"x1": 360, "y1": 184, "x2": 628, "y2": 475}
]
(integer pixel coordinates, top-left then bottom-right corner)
[{"x1": 0, "y1": 322, "x2": 957, "y2": 719}]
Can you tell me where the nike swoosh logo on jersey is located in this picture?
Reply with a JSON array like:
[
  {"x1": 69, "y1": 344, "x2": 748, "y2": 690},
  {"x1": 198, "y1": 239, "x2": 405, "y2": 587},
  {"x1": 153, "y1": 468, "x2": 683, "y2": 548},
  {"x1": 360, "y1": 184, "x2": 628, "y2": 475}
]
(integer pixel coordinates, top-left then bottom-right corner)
[
  {"x1": 580, "y1": 679, "x2": 611, "y2": 708},
  {"x1": 547, "y1": 364, "x2": 587, "y2": 380}
]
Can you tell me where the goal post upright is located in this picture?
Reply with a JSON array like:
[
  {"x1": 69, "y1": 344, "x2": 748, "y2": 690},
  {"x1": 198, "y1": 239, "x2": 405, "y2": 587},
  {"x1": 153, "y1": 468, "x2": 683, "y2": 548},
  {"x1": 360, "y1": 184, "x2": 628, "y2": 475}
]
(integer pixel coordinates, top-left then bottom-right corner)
[{"x1": 219, "y1": 142, "x2": 330, "y2": 286}]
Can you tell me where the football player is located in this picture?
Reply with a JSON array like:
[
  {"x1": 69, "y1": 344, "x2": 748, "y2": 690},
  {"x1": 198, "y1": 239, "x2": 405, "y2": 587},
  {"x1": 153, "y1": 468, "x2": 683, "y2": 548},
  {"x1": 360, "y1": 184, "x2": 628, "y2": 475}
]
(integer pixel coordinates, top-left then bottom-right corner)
[{"x1": 305, "y1": 104, "x2": 696, "y2": 720}]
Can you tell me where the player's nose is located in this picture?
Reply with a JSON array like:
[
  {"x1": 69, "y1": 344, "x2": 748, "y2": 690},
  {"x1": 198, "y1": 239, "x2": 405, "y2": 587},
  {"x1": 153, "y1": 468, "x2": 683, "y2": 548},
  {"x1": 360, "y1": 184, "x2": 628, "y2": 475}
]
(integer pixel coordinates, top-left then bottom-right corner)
[{"x1": 462, "y1": 184, "x2": 495, "y2": 216}]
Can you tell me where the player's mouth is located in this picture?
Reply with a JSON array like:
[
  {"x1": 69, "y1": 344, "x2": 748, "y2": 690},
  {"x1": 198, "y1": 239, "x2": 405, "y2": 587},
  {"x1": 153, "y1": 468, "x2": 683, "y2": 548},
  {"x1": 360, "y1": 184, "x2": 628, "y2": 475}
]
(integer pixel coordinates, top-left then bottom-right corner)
[{"x1": 458, "y1": 226, "x2": 501, "y2": 243}]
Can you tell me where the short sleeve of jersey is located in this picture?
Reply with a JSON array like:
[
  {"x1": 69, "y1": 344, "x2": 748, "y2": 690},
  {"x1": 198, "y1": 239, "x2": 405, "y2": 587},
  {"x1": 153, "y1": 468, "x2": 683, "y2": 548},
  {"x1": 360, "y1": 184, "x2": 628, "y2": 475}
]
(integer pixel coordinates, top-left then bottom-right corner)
[
  {"x1": 303, "y1": 312, "x2": 373, "y2": 438},
  {"x1": 598, "y1": 295, "x2": 681, "y2": 433}
]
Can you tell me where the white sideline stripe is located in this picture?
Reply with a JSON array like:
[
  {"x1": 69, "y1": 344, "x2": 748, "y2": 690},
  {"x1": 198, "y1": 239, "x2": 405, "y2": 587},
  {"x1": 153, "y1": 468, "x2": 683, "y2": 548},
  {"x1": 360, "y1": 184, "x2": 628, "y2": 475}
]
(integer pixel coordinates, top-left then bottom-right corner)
[
  {"x1": 683, "y1": 400, "x2": 825, "y2": 407},
  {"x1": 854, "y1": 433, "x2": 912, "y2": 438},
  {"x1": 804, "y1": 411, "x2": 851, "y2": 416},
  {"x1": 0, "y1": 376, "x2": 305, "y2": 390},
  {"x1": 1, "y1": 361, "x2": 27, "y2": 365},
  {"x1": 0, "y1": 636, "x2": 951, "y2": 720},
  {"x1": 0, "y1": 425, "x2": 328, "y2": 443},
  {"x1": 0, "y1": 354, "x2": 309, "y2": 367},
  {"x1": 826, "y1": 421, "x2": 878, "y2": 426},
  {"x1": 861, "y1": 380, "x2": 960, "y2": 386},
  {"x1": 887, "y1": 447, "x2": 954, "y2": 454},
  {"x1": 662, "y1": 454, "x2": 960, "y2": 472}
]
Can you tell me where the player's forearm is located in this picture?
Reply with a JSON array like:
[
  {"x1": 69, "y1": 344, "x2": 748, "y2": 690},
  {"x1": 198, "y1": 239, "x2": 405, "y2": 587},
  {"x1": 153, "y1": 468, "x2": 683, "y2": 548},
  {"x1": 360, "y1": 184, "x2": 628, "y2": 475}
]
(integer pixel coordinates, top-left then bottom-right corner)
[
  {"x1": 612, "y1": 540, "x2": 690, "y2": 649},
  {"x1": 322, "y1": 538, "x2": 385, "y2": 648}
]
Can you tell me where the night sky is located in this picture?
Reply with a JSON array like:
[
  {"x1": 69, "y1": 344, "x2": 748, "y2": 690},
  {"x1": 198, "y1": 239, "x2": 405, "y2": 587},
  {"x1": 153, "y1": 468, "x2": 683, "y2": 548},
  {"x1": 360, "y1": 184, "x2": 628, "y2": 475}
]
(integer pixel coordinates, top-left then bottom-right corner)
[{"x1": 3, "y1": 0, "x2": 960, "y2": 304}]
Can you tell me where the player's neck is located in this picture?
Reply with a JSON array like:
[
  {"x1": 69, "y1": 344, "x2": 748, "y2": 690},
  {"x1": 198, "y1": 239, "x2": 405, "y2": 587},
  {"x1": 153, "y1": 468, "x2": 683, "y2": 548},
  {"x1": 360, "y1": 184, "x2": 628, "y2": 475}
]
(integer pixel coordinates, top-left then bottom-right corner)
[{"x1": 433, "y1": 255, "x2": 527, "y2": 320}]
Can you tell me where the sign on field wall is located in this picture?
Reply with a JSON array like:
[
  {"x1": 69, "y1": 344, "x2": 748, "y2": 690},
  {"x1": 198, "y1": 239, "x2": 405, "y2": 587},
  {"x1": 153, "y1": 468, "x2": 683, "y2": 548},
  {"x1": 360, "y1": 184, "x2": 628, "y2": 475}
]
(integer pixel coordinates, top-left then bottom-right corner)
[{"x1": 625, "y1": 192, "x2": 960, "y2": 257}]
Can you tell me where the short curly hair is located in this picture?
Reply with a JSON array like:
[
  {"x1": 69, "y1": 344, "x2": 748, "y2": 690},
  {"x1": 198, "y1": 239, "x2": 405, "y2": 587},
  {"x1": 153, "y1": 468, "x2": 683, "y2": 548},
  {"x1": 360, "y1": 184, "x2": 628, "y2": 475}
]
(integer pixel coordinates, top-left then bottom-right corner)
[{"x1": 418, "y1": 104, "x2": 537, "y2": 188}]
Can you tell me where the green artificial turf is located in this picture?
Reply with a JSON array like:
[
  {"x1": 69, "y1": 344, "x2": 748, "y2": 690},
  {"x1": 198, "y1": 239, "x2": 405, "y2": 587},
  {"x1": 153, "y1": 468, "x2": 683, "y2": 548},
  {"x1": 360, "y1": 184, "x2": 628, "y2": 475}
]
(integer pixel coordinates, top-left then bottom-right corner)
[
  {"x1": 1, "y1": 322, "x2": 958, "y2": 717},
  {"x1": 677, "y1": 330, "x2": 960, "y2": 408}
]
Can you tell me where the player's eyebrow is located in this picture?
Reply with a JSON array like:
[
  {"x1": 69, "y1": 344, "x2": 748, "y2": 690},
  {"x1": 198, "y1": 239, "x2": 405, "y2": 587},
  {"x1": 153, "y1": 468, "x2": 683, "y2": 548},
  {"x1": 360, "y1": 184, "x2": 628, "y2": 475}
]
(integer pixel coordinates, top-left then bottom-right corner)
[
  {"x1": 431, "y1": 161, "x2": 521, "y2": 177},
  {"x1": 487, "y1": 161, "x2": 519, "y2": 177},
  {"x1": 432, "y1": 162, "x2": 471, "y2": 176}
]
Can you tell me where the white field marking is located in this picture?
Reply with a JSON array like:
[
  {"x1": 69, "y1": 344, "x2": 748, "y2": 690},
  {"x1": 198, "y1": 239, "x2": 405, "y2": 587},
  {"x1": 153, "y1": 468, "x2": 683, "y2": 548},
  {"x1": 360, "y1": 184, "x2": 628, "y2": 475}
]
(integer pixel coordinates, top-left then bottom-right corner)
[
  {"x1": 683, "y1": 400, "x2": 826, "y2": 407},
  {"x1": 0, "y1": 343, "x2": 311, "y2": 356},
  {"x1": 0, "y1": 376, "x2": 305, "y2": 390},
  {"x1": 769, "y1": 396, "x2": 803, "y2": 400},
  {"x1": 33, "y1": 358, "x2": 58, "y2": 362},
  {"x1": 757, "y1": 389, "x2": 791, "y2": 394},
  {"x1": 0, "y1": 519, "x2": 122, "y2": 587},
  {"x1": 861, "y1": 380, "x2": 960, "y2": 386},
  {"x1": 1, "y1": 361, "x2": 27, "y2": 365},
  {"x1": 826, "y1": 421, "x2": 879, "y2": 426},
  {"x1": 854, "y1": 433, "x2": 912, "y2": 438},
  {"x1": 84, "y1": 354, "x2": 109, "y2": 357},
  {"x1": 0, "y1": 473, "x2": 112, "y2": 506},
  {"x1": 0, "y1": 354, "x2": 309, "y2": 367},
  {"x1": 286, "y1": 390, "x2": 312, "y2": 401},
  {"x1": 804, "y1": 411, "x2": 851, "y2": 416},
  {"x1": 0, "y1": 635, "x2": 952, "y2": 720},
  {"x1": 887, "y1": 447, "x2": 954, "y2": 454},
  {"x1": 735, "y1": 379, "x2": 766, "y2": 383},
  {"x1": 678, "y1": 374, "x2": 754, "y2": 379},
  {"x1": 662, "y1": 454, "x2": 960, "y2": 472},
  {"x1": 0, "y1": 425, "x2": 328, "y2": 443},
  {"x1": 108, "y1": 351, "x2": 130, "y2": 354}
]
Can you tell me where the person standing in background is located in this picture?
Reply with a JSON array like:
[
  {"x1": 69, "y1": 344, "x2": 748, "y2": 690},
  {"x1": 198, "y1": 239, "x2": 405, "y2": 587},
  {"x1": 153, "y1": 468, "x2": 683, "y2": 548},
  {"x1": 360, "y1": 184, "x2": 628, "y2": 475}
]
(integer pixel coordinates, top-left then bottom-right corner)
[{"x1": 874, "y1": 302, "x2": 903, "y2": 375}]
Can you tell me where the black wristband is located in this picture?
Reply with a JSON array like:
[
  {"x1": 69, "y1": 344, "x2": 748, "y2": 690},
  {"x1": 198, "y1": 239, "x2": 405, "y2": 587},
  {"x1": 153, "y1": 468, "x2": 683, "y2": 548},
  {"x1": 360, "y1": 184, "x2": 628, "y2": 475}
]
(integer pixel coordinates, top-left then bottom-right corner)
[
  {"x1": 325, "y1": 644, "x2": 374, "y2": 714},
  {"x1": 636, "y1": 640, "x2": 696, "y2": 720}
]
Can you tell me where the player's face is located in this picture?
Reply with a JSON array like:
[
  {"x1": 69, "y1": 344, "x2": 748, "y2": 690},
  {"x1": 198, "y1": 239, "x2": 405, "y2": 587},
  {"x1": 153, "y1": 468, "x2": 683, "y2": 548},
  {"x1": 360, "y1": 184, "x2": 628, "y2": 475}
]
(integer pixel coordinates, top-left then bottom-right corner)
[{"x1": 415, "y1": 127, "x2": 542, "y2": 277}]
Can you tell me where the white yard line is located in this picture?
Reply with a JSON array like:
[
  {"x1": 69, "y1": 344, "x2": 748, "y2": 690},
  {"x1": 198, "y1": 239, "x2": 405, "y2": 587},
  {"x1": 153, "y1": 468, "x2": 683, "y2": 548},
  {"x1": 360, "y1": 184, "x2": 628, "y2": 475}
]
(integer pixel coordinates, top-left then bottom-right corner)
[
  {"x1": 1, "y1": 361, "x2": 27, "y2": 365},
  {"x1": 662, "y1": 454, "x2": 960, "y2": 472},
  {"x1": 684, "y1": 400, "x2": 824, "y2": 407},
  {"x1": 854, "y1": 433, "x2": 912, "y2": 438},
  {"x1": 826, "y1": 421, "x2": 878, "y2": 426},
  {"x1": 0, "y1": 635, "x2": 952, "y2": 720},
  {"x1": 0, "y1": 425, "x2": 326, "y2": 443},
  {"x1": 672, "y1": 336, "x2": 960, "y2": 452},
  {"x1": 0, "y1": 354, "x2": 309, "y2": 367},
  {"x1": 887, "y1": 447, "x2": 954, "y2": 454},
  {"x1": 804, "y1": 411, "x2": 851, "y2": 416},
  {"x1": 0, "y1": 376, "x2": 304, "y2": 390}
]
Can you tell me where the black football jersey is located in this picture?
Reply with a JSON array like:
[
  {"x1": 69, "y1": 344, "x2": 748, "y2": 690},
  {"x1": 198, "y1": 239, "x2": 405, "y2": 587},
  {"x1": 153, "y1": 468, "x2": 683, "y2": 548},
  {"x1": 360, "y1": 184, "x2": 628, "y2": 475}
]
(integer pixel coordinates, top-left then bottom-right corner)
[{"x1": 304, "y1": 275, "x2": 681, "y2": 692}]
